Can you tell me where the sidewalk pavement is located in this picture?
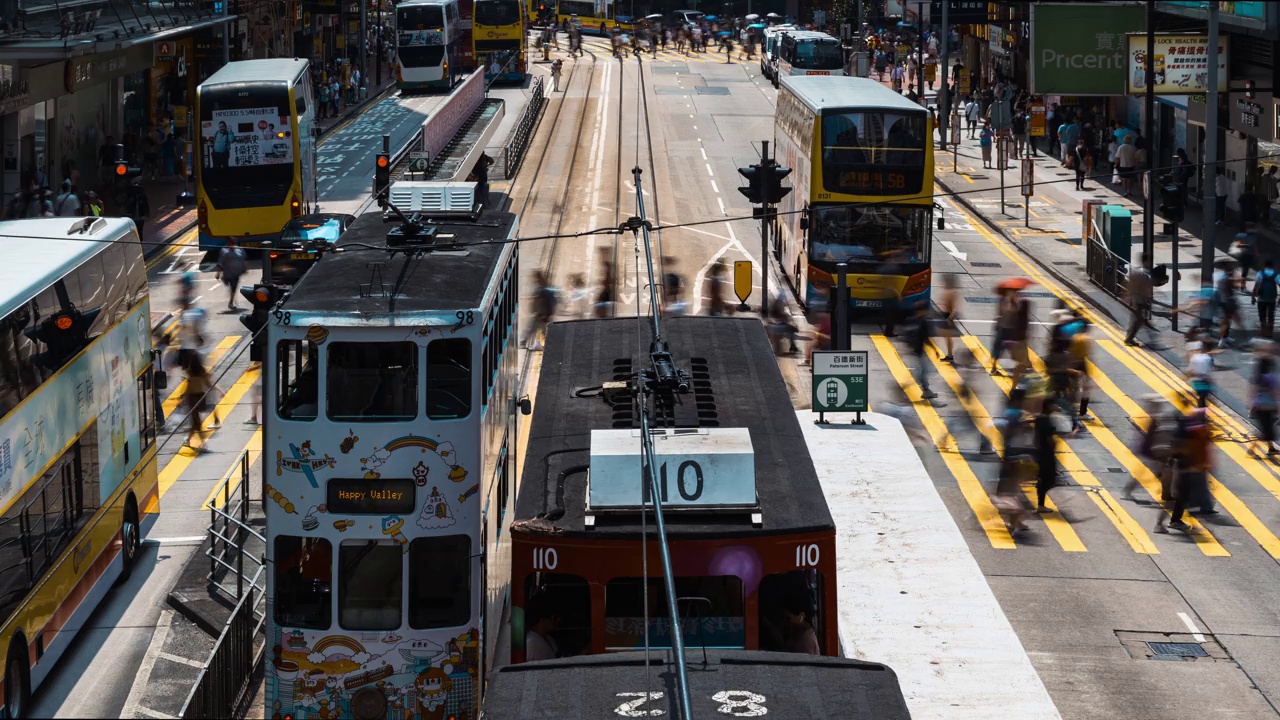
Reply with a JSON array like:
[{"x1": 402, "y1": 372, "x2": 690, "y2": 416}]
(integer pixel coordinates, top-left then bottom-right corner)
[{"x1": 133, "y1": 74, "x2": 399, "y2": 260}]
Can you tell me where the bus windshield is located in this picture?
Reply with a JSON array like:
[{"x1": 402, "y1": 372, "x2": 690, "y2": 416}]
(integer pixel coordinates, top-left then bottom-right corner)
[
  {"x1": 199, "y1": 86, "x2": 294, "y2": 206},
  {"x1": 475, "y1": 0, "x2": 520, "y2": 25},
  {"x1": 821, "y1": 110, "x2": 927, "y2": 195},
  {"x1": 793, "y1": 40, "x2": 843, "y2": 70},
  {"x1": 399, "y1": 5, "x2": 445, "y2": 37},
  {"x1": 809, "y1": 205, "x2": 930, "y2": 265}
]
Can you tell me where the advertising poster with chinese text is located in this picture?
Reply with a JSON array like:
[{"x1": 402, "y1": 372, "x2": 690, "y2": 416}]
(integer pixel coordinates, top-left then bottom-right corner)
[{"x1": 200, "y1": 107, "x2": 293, "y2": 169}]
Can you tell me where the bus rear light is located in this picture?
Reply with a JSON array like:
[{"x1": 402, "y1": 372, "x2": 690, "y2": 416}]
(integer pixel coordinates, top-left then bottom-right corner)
[
  {"x1": 197, "y1": 199, "x2": 209, "y2": 232},
  {"x1": 290, "y1": 195, "x2": 302, "y2": 217},
  {"x1": 396, "y1": 64, "x2": 403, "y2": 82}
]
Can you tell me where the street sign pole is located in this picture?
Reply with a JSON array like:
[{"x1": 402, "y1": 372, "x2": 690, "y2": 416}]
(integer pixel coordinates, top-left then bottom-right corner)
[
  {"x1": 950, "y1": 118, "x2": 960, "y2": 173},
  {"x1": 1021, "y1": 158, "x2": 1033, "y2": 228},
  {"x1": 760, "y1": 140, "x2": 771, "y2": 318},
  {"x1": 999, "y1": 134, "x2": 1006, "y2": 216}
]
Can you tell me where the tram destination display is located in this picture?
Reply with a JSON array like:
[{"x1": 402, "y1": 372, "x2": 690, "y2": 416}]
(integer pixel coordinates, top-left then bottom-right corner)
[
  {"x1": 812, "y1": 351, "x2": 869, "y2": 413},
  {"x1": 326, "y1": 477, "x2": 417, "y2": 515}
]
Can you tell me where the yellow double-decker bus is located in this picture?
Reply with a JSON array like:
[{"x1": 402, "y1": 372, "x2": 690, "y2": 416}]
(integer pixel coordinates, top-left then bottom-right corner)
[
  {"x1": 556, "y1": 0, "x2": 633, "y2": 35},
  {"x1": 774, "y1": 76, "x2": 934, "y2": 311},
  {"x1": 475, "y1": 0, "x2": 528, "y2": 84},
  {"x1": 196, "y1": 59, "x2": 318, "y2": 251},
  {"x1": 0, "y1": 217, "x2": 157, "y2": 716}
]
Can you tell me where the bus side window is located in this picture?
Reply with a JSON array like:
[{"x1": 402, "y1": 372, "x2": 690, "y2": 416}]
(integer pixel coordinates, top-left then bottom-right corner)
[
  {"x1": 339, "y1": 540, "x2": 402, "y2": 630},
  {"x1": 274, "y1": 535, "x2": 332, "y2": 629},
  {"x1": 295, "y1": 95, "x2": 307, "y2": 117},
  {"x1": 276, "y1": 339, "x2": 319, "y2": 421},
  {"x1": 426, "y1": 338, "x2": 471, "y2": 420},
  {"x1": 408, "y1": 534, "x2": 469, "y2": 629}
]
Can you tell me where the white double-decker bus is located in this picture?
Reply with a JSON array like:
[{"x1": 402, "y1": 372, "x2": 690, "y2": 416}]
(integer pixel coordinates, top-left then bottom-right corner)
[
  {"x1": 397, "y1": 0, "x2": 465, "y2": 91},
  {"x1": 264, "y1": 183, "x2": 519, "y2": 720}
]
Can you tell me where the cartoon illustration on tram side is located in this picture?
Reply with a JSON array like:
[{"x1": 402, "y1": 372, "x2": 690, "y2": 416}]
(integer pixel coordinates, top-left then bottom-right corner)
[
  {"x1": 268, "y1": 627, "x2": 481, "y2": 720},
  {"x1": 417, "y1": 486, "x2": 456, "y2": 530},
  {"x1": 278, "y1": 440, "x2": 338, "y2": 487},
  {"x1": 306, "y1": 324, "x2": 330, "y2": 346}
]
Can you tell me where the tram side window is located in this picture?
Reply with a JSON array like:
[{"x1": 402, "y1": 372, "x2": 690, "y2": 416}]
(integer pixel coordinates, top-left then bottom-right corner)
[
  {"x1": 328, "y1": 342, "x2": 418, "y2": 422},
  {"x1": 274, "y1": 536, "x2": 332, "y2": 629},
  {"x1": 604, "y1": 576, "x2": 745, "y2": 651},
  {"x1": 276, "y1": 339, "x2": 319, "y2": 421},
  {"x1": 408, "y1": 534, "x2": 469, "y2": 628},
  {"x1": 339, "y1": 540, "x2": 402, "y2": 630},
  {"x1": 758, "y1": 570, "x2": 824, "y2": 655},
  {"x1": 522, "y1": 573, "x2": 590, "y2": 658},
  {"x1": 426, "y1": 338, "x2": 471, "y2": 420},
  {"x1": 0, "y1": 506, "x2": 26, "y2": 624}
]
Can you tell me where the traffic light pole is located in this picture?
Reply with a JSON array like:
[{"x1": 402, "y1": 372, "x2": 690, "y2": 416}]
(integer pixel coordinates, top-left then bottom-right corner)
[
  {"x1": 760, "y1": 140, "x2": 771, "y2": 319},
  {"x1": 1171, "y1": 220, "x2": 1179, "y2": 332}
]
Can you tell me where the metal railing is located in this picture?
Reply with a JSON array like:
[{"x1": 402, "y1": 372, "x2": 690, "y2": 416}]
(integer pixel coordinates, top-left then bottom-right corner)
[
  {"x1": 497, "y1": 76, "x2": 546, "y2": 180},
  {"x1": 208, "y1": 451, "x2": 266, "y2": 606},
  {"x1": 180, "y1": 588, "x2": 260, "y2": 720},
  {"x1": 1085, "y1": 218, "x2": 1131, "y2": 301}
]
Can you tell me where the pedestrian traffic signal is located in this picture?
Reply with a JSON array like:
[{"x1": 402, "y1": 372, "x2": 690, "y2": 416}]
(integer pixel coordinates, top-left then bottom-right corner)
[
  {"x1": 24, "y1": 307, "x2": 100, "y2": 371},
  {"x1": 240, "y1": 284, "x2": 285, "y2": 362},
  {"x1": 375, "y1": 152, "x2": 391, "y2": 207},
  {"x1": 114, "y1": 162, "x2": 142, "y2": 180},
  {"x1": 738, "y1": 165, "x2": 764, "y2": 204}
]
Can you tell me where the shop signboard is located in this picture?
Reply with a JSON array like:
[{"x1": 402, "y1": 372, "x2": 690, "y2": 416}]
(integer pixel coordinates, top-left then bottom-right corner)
[
  {"x1": 64, "y1": 44, "x2": 154, "y2": 94},
  {"x1": 1163, "y1": 1, "x2": 1264, "y2": 21},
  {"x1": 1030, "y1": 3, "x2": 1144, "y2": 96},
  {"x1": 1125, "y1": 34, "x2": 1228, "y2": 95},
  {"x1": 929, "y1": 0, "x2": 986, "y2": 25}
]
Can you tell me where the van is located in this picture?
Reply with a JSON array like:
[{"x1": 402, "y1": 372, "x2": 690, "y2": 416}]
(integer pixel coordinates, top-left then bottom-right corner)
[{"x1": 669, "y1": 9, "x2": 704, "y2": 26}]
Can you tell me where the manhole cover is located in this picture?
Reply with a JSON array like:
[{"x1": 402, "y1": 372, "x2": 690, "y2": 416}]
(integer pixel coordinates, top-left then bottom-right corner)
[
  {"x1": 1148, "y1": 642, "x2": 1208, "y2": 658},
  {"x1": 696, "y1": 86, "x2": 730, "y2": 95},
  {"x1": 970, "y1": 261, "x2": 1002, "y2": 268}
]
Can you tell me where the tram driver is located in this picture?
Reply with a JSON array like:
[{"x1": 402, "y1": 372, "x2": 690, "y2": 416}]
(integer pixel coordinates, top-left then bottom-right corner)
[{"x1": 525, "y1": 593, "x2": 562, "y2": 661}]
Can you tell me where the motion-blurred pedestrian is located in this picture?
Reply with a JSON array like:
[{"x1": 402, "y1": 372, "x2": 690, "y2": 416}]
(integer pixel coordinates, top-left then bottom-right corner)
[
  {"x1": 528, "y1": 270, "x2": 557, "y2": 350},
  {"x1": 1254, "y1": 259, "x2": 1279, "y2": 338},
  {"x1": 595, "y1": 247, "x2": 616, "y2": 317},
  {"x1": 1251, "y1": 353, "x2": 1279, "y2": 458}
]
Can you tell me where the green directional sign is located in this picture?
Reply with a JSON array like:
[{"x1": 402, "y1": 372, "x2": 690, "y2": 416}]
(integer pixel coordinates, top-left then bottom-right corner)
[
  {"x1": 408, "y1": 151, "x2": 430, "y2": 173},
  {"x1": 812, "y1": 351, "x2": 868, "y2": 413}
]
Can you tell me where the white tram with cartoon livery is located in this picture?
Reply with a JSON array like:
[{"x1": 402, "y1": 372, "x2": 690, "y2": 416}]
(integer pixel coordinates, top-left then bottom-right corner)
[{"x1": 263, "y1": 181, "x2": 519, "y2": 720}]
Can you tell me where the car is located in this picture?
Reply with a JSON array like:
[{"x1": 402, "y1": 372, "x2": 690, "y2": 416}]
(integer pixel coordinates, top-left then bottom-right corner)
[
  {"x1": 668, "y1": 9, "x2": 704, "y2": 26},
  {"x1": 265, "y1": 213, "x2": 356, "y2": 286}
]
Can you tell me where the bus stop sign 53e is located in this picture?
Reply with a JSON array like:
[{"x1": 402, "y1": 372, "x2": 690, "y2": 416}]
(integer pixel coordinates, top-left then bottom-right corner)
[{"x1": 812, "y1": 351, "x2": 868, "y2": 412}]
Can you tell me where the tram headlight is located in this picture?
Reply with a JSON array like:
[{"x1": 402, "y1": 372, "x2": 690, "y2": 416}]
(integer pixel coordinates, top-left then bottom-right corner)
[{"x1": 350, "y1": 687, "x2": 387, "y2": 720}]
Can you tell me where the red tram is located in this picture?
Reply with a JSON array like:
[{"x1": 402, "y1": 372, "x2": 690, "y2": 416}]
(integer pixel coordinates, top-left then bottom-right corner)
[{"x1": 510, "y1": 317, "x2": 839, "y2": 662}]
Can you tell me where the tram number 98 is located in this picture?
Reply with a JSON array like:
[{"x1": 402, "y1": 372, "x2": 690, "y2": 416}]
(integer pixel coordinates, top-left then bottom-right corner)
[
  {"x1": 795, "y1": 543, "x2": 820, "y2": 568},
  {"x1": 531, "y1": 546, "x2": 558, "y2": 570},
  {"x1": 615, "y1": 691, "x2": 767, "y2": 717}
]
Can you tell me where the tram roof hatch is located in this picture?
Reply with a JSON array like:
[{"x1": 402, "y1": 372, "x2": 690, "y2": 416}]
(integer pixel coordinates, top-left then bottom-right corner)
[{"x1": 587, "y1": 427, "x2": 759, "y2": 514}]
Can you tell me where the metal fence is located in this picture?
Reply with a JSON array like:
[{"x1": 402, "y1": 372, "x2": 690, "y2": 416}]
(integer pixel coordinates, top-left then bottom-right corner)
[
  {"x1": 179, "y1": 451, "x2": 267, "y2": 719},
  {"x1": 1085, "y1": 218, "x2": 1131, "y2": 301},
  {"x1": 496, "y1": 76, "x2": 545, "y2": 180},
  {"x1": 180, "y1": 588, "x2": 259, "y2": 720}
]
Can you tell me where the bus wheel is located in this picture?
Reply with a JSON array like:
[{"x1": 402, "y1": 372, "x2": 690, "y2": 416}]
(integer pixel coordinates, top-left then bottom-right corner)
[
  {"x1": 118, "y1": 497, "x2": 141, "y2": 584},
  {"x1": 5, "y1": 645, "x2": 29, "y2": 720}
]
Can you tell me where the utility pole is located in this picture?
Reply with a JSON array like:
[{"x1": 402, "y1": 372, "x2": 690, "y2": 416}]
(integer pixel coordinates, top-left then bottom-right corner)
[
  {"x1": 916, "y1": 1, "x2": 925, "y2": 99},
  {"x1": 360, "y1": 0, "x2": 368, "y2": 99},
  {"x1": 1202, "y1": 1, "x2": 1220, "y2": 306},
  {"x1": 939, "y1": 0, "x2": 949, "y2": 151},
  {"x1": 1142, "y1": 0, "x2": 1156, "y2": 260},
  {"x1": 760, "y1": 140, "x2": 772, "y2": 318}
]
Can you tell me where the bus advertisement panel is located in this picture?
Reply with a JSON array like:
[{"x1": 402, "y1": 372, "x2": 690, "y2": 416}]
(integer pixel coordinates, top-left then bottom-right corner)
[
  {"x1": 200, "y1": 107, "x2": 294, "y2": 168},
  {"x1": 474, "y1": 0, "x2": 526, "y2": 83}
]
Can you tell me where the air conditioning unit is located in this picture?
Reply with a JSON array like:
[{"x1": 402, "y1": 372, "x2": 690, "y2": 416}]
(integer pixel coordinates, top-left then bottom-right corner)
[{"x1": 387, "y1": 181, "x2": 477, "y2": 216}]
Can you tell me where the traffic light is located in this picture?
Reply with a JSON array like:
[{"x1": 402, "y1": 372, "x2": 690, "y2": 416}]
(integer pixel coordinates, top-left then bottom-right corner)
[
  {"x1": 764, "y1": 163, "x2": 792, "y2": 204},
  {"x1": 240, "y1": 284, "x2": 284, "y2": 362},
  {"x1": 738, "y1": 164, "x2": 764, "y2": 204},
  {"x1": 114, "y1": 161, "x2": 142, "y2": 181},
  {"x1": 375, "y1": 152, "x2": 391, "y2": 207},
  {"x1": 24, "y1": 307, "x2": 100, "y2": 371}
]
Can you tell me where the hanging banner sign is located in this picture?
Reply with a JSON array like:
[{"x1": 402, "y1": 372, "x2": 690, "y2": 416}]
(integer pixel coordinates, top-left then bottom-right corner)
[{"x1": 1126, "y1": 34, "x2": 1228, "y2": 95}]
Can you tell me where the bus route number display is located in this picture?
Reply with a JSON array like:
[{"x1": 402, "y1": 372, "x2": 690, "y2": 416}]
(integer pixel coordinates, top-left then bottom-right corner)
[
  {"x1": 838, "y1": 171, "x2": 907, "y2": 191},
  {"x1": 812, "y1": 351, "x2": 868, "y2": 413},
  {"x1": 326, "y1": 478, "x2": 416, "y2": 515}
]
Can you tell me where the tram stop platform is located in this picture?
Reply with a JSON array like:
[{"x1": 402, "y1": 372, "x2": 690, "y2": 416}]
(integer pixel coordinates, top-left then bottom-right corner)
[{"x1": 801, "y1": 410, "x2": 1062, "y2": 720}]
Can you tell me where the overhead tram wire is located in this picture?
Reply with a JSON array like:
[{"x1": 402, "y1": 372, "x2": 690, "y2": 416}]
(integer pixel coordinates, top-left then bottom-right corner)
[
  {"x1": 627, "y1": 164, "x2": 694, "y2": 720},
  {"x1": 635, "y1": 49, "x2": 667, "y2": 312},
  {"x1": 611, "y1": 39, "x2": 627, "y2": 318}
]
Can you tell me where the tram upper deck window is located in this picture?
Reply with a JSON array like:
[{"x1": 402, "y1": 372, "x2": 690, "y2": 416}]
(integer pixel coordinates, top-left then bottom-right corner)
[
  {"x1": 276, "y1": 339, "x2": 319, "y2": 421},
  {"x1": 339, "y1": 540, "x2": 402, "y2": 630},
  {"x1": 327, "y1": 342, "x2": 418, "y2": 421},
  {"x1": 427, "y1": 338, "x2": 471, "y2": 420},
  {"x1": 408, "y1": 535, "x2": 470, "y2": 628},
  {"x1": 274, "y1": 536, "x2": 332, "y2": 629}
]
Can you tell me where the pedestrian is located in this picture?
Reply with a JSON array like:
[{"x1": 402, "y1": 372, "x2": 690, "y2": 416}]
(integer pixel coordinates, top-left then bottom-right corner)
[
  {"x1": 1069, "y1": 319, "x2": 1094, "y2": 430},
  {"x1": 995, "y1": 452, "x2": 1034, "y2": 536},
  {"x1": 964, "y1": 96, "x2": 981, "y2": 138},
  {"x1": 596, "y1": 247, "x2": 616, "y2": 317},
  {"x1": 181, "y1": 352, "x2": 220, "y2": 453},
  {"x1": 905, "y1": 301, "x2": 936, "y2": 399},
  {"x1": 1187, "y1": 338, "x2": 1218, "y2": 408},
  {"x1": 979, "y1": 123, "x2": 994, "y2": 169},
  {"x1": 1251, "y1": 354, "x2": 1280, "y2": 458},
  {"x1": 1121, "y1": 258, "x2": 1153, "y2": 347},
  {"x1": 1010, "y1": 111, "x2": 1026, "y2": 158},
  {"x1": 1033, "y1": 398, "x2": 1069, "y2": 513},
  {"x1": 54, "y1": 179, "x2": 80, "y2": 217},
  {"x1": 1263, "y1": 166, "x2": 1279, "y2": 228},
  {"x1": 1114, "y1": 134, "x2": 1138, "y2": 197},
  {"x1": 1215, "y1": 168, "x2": 1230, "y2": 226},
  {"x1": 550, "y1": 58, "x2": 563, "y2": 92},
  {"x1": 1173, "y1": 148, "x2": 1193, "y2": 205},
  {"x1": 528, "y1": 270, "x2": 557, "y2": 351},
  {"x1": 707, "y1": 261, "x2": 728, "y2": 316},
  {"x1": 215, "y1": 238, "x2": 248, "y2": 311},
  {"x1": 891, "y1": 63, "x2": 905, "y2": 93},
  {"x1": 1164, "y1": 405, "x2": 1212, "y2": 532},
  {"x1": 1232, "y1": 225, "x2": 1257, "y2": 282},
  {"x1": 1215, "y1": 263, "x2": 1241, "y2": 346},
  {"x1": 937, "y1": 273, "x2": 961, "y2": 362},
  {"x1": 1254, "y1": 259, "x2": 1279, "y2": 338},
  {"x1": 1125, "y1": 396, "x2": 1172, "y2": 502},
  {"x1": 84, "y1": 190, "x2": 103, "y2": 217},
  {"x1": 1070, "y1": 138, "x2": 1089, "y2": 191}
]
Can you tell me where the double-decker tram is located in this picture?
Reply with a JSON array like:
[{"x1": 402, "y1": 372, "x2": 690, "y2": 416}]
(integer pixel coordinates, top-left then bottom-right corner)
[
  {"x1": 510, "y1": 317, "x2": 838, "y2": 664},
  {"x1": 474, "y1": 0, "x2": 527, "y2": 84},
  {"x1": 556, "y1": 0, "x2": 632, "y2": 35},
  {"x1": 263, "y1": 181, "x2": 519, "y2": 720},
  {"x1": 195, "y1": 59, "x2": 318, "y2": 251},
  {"x1": 774, "y1": 76, "x2": 934, "y2": 311},
  {"x1": 0, "y1": 218, "x2": 156, "y2": 716},
  {"x1": 397, "y1": 0, "x2": 466, "y2": 91}
]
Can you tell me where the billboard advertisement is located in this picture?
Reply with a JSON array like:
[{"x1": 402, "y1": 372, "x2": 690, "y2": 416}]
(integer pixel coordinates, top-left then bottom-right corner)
[
  {"x1": 201, "y1": 107, "x2": 293, "y2": 169},
  {"x1": 1126, "y1": 34, "x2": 1229, "y2": 95},
  {"x1": 1030, "y1": 3, "x2": 1145, "y2": 96}
]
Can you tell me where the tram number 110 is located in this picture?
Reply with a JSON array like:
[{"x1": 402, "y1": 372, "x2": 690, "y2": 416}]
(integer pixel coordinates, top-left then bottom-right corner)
[
  {"x1": 642, "y1": 460, "x2": 705, "y2": 503},
  {"x1": 795, "y1": 543, "x2": 820, "y2": 568}
]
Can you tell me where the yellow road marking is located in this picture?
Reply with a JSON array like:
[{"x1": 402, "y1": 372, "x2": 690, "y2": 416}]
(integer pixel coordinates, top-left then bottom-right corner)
[
  {"x1": 162, "y1": 336, "x2": 242, "y2": 416},
  {"x1": 145, "y1": 228, "x2": 197, "y2": 271},
  {"x1": 872, "y1": 335, "x2": 1016, "y2": 549},
  {"x1": 158, "y1": 367, "x2": 262, "y2": 499},
  {"x1": 203, "y1": 428, "x2": 262, "y2": 510},
  {"x1": 961, "y1": 336, "x2": 1157, "y2": 554},
  {"x1": 926, "y1": 340, "x2": 1086, "y2": 551}
]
